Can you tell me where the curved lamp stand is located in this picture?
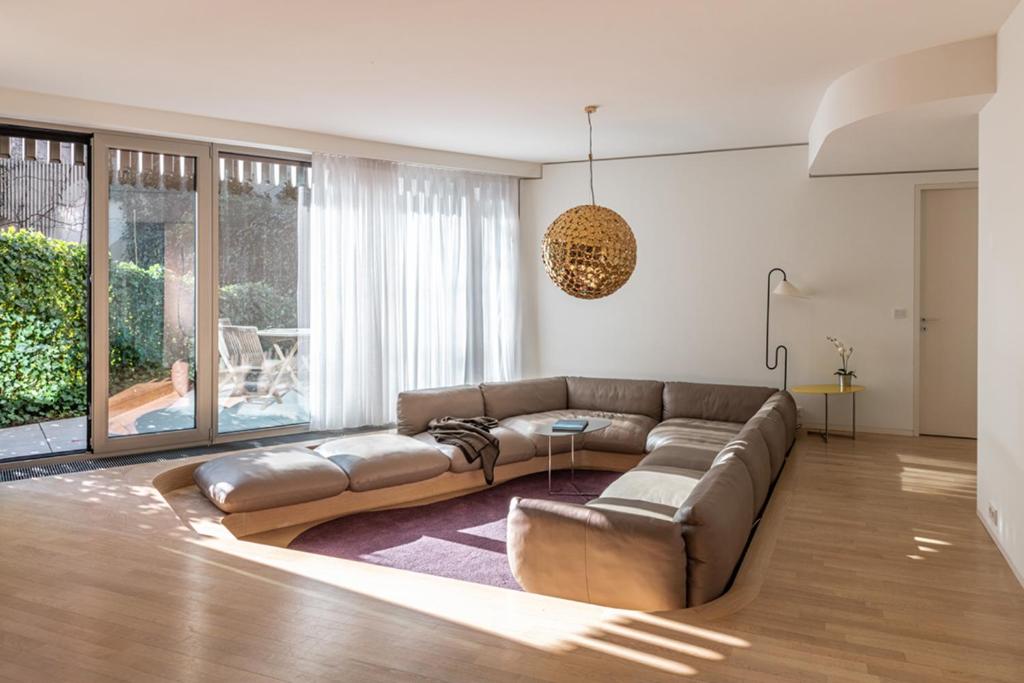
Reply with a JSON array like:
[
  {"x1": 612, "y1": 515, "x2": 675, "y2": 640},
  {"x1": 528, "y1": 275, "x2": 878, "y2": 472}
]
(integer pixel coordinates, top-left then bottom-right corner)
[{"x1": 766, "y1": 267, "x2": 803, "y2": 390}]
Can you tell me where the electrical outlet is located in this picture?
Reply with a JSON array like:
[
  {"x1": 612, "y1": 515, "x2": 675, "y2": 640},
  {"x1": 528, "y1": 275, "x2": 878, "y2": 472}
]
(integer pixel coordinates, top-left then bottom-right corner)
[{"x1": 988, "y1": 503, "x2": 999, "y2": 527}]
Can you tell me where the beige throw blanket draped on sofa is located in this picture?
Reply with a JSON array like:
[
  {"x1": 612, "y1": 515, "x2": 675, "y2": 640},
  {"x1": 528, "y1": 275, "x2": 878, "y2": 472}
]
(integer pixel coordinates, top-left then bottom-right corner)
[{"x1": 427, "y1": 417, "x2": 501, "y2": 484}]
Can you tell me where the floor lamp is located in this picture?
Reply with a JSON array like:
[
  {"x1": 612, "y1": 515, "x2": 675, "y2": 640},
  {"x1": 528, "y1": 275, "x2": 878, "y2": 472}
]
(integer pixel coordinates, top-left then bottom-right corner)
[{"x1": 766, "y1": 267, "x2": 804, "y2": 389}]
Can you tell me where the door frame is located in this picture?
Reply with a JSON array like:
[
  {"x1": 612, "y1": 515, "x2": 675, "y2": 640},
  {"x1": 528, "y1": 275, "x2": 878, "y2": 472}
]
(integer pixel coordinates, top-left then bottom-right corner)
[
  {"x1": 208, "y1": 145, "x2": 312, "y2": 443},
  {"x1": 912, "y1": 181, "x2": 979, "y2": 437},
  {"x1": 90, "y1": 133, "x2": 215, "y2": 455}
]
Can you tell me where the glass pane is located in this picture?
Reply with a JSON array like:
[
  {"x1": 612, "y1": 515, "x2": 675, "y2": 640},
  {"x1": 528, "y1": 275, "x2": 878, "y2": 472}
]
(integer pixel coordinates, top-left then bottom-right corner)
[
  {"x1": 0, "y1": 136, "x2": 89, "y2": 460},
  {"x1": 217, "y1": 154, "x2": 310, "y2": 433},
  {"x1": 107, "y1": 149, "x2": 197, "y2": 436}
]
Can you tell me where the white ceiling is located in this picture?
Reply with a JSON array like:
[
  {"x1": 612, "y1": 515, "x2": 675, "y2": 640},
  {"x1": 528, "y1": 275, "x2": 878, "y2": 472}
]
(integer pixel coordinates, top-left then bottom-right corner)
[{"x1": 0, "y1": 0, "x2": 1017, "y2": 163}]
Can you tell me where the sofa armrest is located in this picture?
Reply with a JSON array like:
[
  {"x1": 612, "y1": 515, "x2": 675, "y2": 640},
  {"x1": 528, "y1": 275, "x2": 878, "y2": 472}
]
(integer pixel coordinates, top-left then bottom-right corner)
[{"x1": 506, "y1": 497, "x2": 687, "y2": 610}]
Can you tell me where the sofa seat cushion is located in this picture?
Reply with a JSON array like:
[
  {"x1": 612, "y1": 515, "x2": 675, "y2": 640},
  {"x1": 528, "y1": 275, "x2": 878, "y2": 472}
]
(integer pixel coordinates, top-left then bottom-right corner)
[
  {"x1": 499, "y1": 410, "x2": 585, "y2": 454},
  {"x1": 315, "y1": 434, "x2": 451, "y2": 491},
  {"x1": 501, "y1": 409, "x2": 656, "y2": 455},
  {"x1": 638, "y1": 444, "x2": 719, "y2": 472},
  {"x1": 646, "y1": 417, "x2": 743, "y2": 452},
  {"x1": 586, "y1": 465, "x2": 703, "y2": 522},
  {"x1": 413, "y1": 426, "x2": 536, "y2": 473},
  {"x1": 194, "y1": 447, "x2": 350, "y2": 513},
  {"x1": 579, "y1": 411, "x2": 658, "y2": 454}
]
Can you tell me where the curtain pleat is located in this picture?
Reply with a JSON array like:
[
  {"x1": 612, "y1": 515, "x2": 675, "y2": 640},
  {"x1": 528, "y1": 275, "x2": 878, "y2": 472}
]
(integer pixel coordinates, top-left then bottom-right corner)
[{"x1": 308, "y1": 154, "x2": 520, "y2": 429}]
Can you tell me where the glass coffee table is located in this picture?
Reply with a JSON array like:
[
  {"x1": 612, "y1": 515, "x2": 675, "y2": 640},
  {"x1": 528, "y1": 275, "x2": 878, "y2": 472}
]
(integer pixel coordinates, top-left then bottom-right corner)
[{"x1": 536, "y1": 417, "x2": 611, "y2": 495}]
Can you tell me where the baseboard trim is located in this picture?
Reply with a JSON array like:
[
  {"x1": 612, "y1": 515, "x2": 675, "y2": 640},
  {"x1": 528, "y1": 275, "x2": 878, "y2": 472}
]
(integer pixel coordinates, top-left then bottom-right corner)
[
  {"x1": 977, "y1": 508, "x2": 1024, "y2": 589},
  {"x1": 800, "y1": 423, "x2": 915, "y2": 437}
]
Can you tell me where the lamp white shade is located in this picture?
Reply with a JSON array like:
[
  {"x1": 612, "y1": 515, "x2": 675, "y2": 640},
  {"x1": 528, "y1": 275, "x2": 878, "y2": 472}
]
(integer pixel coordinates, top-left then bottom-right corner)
[{"x1": 772, "y1": 279, "x2": 805, "y2": 298}]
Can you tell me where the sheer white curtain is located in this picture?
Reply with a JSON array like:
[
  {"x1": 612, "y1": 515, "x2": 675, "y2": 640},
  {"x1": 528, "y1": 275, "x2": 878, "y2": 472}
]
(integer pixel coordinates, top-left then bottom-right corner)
[{"x1": 308, "y1": 154, "x2": 520, "y2": 429}]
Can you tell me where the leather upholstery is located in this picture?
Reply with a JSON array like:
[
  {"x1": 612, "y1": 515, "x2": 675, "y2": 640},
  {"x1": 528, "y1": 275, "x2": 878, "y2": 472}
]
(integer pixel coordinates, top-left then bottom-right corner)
[
  {"x1": 566, "y1": 376, "x2": 664, "y2": 420},
  {"x1": 718, "y1": 426, "x2": 773, "y2": 516},
  {"x1": 748, "y1": 406, "x2": 788, "y2": 481},
  {"x1": 645, "y1": 417, "x2": 743, "y2": 452},
  {"x1": 663, "y1": 381, "x2": 777, "y2": 423},
  {"x1": 194, "y1": 447, "x2": 349, "y2": 513},
  {"x1": 316, "y1": 434, "x2": 451, "y2": 491},
  {"x1": 190, "y1": 375, "x2": 799, "y2": 610},
  {"x1": 507, "y1": 497, "x2": 688, "y2": 610},
  {"x1": 480, "y1": 377, "x2": 568, "y2": 420},
  {"x1": 396, "y1": 384, "x2": 485, "y2": 436},
  {"x1": 498, "y1": 410, "x2": 583, "y2": 454},
  {"x1": 763, "y1": 391, "x2": 798, "y2": 446},
  {"x1": 677, "y1": 452, "x2": 755, "y2": 606},
  {"x1": 587, "y1": 465, "x2": 704, "y2": 521},
  {"x1": 414, "y1": 426, "x2": 536, "y2": 473},
  {"x1": 579, "y1": 411, "x2": 658, "y2": 454},
  {"x1": 637, "y1": 444, "x2": 719, "y2": 472}
]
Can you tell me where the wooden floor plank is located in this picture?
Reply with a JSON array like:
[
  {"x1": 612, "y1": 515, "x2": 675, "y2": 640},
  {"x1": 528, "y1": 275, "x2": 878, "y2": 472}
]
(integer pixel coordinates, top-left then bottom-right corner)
[{"x1": 0, "y1": 432, "x2": 1021, "y2": 681}]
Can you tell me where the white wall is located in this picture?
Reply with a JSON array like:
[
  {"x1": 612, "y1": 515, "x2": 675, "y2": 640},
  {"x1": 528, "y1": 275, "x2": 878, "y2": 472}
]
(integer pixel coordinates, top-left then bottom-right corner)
[
  {"x1": 978, "y1": 3, "x2": 1024, "y2": 583},
  {"x1": 0, "y1": 87, "x2": 540, "y2": 179},
  {"x1": 520, "y1": 145, "x2": 975, "y2": 434}
]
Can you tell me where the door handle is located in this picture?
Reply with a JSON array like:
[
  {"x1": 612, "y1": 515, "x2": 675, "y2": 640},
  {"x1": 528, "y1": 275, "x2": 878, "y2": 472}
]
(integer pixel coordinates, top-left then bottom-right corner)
[{"x1": 921, "y1": 317, "x2": 940, "y2": 332}]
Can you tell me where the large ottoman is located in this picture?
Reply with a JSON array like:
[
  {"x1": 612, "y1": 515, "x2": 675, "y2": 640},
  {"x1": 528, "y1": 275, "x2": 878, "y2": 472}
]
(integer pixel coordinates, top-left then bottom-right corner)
[
  {"x1": 315, "y1": 434, "x2": 451, "y2": 491},
  {"x1": 194, "y1": 446, "x2": 350, "y2": 513}
]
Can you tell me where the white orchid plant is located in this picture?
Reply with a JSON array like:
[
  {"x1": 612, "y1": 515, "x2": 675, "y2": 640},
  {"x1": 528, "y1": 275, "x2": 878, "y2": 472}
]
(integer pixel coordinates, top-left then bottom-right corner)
[{"x1": 826, "y1": 336, "x2": 856, "y2": 378}]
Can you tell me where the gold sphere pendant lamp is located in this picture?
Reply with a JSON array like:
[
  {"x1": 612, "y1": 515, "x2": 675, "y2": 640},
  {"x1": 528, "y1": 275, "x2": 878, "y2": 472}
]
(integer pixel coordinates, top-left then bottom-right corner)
[{"x1": 542, "y1": 105, "x2": 637, "y2": 299}]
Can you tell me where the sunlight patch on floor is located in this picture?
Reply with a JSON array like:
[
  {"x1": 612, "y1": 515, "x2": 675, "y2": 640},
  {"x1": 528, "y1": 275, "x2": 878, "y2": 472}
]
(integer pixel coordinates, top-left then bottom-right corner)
[{"x1": 181, "y1": 534, "x2": 757, "y2": 678}]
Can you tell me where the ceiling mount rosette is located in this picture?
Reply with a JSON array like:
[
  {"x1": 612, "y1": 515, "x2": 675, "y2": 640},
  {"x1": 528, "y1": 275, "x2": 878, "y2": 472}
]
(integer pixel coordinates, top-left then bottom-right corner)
[{"x1": 542, "y1": 105, "x2": 637, "y2": 300}]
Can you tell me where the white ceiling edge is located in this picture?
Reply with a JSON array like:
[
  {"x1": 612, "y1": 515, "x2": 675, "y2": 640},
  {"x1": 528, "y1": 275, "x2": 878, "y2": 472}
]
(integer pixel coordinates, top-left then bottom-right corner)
[
  {"x1": 0, "y1": 86, "x2": 542, "y2": 179},
  {"x1": 809, "y1": 36, "x2": 996, "y2": 175}
]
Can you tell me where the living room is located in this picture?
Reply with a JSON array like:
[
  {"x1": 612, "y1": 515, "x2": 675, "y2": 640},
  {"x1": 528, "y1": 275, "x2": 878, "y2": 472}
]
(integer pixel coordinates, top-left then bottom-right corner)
[{"x1": 1, "y1": 1, "x2": 1022, "y2": 680}]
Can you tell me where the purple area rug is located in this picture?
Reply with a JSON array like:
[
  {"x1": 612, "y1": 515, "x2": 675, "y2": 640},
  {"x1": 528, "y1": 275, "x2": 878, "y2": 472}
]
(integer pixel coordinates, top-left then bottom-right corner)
[{"x1": 289, "y1": 469, "x2": 621, "y2": 590}]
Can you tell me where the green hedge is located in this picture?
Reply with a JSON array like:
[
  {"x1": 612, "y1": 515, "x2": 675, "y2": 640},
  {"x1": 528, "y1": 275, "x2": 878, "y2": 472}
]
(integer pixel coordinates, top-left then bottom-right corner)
[
  {"x1": 0, "y1": 227, "x2": 88, "y2": 425},
  {"x1": 219, "y1": 281, "x2": 295, "y2": 332},
  {"x1": 1, "y1": 228, "x2": 298, "y2": 427}
]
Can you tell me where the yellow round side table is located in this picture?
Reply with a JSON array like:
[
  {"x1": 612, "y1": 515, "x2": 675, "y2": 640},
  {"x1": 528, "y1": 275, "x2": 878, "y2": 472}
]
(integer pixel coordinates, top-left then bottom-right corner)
[{"x1": 790, "y1": 384, "x2": 864, "y2": 443}]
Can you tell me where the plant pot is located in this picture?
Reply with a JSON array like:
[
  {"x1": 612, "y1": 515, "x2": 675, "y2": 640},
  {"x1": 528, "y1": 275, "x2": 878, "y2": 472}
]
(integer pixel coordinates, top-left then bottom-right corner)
[{"x1": 836, "y1": 373, "x2": 854, "y2": 390}]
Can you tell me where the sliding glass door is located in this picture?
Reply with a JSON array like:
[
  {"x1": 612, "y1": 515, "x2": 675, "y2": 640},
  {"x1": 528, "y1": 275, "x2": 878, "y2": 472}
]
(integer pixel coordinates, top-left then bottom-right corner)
[
  {"x1": 0, "y1": 127, "x2": 90, "y2": 461},
  {"x1": 91, "y1": 135, "x2": 213, "y2": 453},
  {"x1": 215, "y1": 153, "x2": 310, "y2": 434},
  {"x1": 87, "y1": 138, "x2": 310, "y2": 455}
]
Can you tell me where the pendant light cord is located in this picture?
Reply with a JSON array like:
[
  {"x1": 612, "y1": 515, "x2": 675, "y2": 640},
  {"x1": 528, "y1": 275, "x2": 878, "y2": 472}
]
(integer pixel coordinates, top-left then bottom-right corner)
[{"x1": 587, "y1": 108, "x2": 596, "y2": 205}]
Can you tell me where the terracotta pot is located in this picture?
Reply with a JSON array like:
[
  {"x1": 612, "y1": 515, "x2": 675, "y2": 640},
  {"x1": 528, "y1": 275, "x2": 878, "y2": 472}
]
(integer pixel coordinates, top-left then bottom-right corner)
[{"x1": 171, "y1": 360, "x2": 192, "y2": 397}]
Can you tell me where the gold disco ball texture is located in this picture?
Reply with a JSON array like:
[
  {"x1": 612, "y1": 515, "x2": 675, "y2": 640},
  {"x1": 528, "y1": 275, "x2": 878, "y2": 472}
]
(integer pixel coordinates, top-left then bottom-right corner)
[{"x1": 542, "y1": 204, "x2": 637, "y2": 299}]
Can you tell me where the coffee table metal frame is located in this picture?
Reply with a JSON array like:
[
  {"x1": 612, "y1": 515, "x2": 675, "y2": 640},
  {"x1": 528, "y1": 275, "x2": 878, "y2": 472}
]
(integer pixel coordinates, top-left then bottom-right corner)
[{"x1": 537, "y1": 418, "x2": 612, "y2": 495}]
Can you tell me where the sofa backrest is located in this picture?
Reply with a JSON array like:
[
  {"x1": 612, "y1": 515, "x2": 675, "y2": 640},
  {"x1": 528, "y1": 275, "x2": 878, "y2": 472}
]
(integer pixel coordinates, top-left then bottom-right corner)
[
  {"x1": 396, "y1": 384, "x2": 485, "y2": 436},
  {"x1": 663, "y1": 381, "x2": 777, "y2": 423},
  {"x1": 763, "y1": 391, "x2": 797, "y2": 446},
  {"x1": 747, "y1": 404, "x2": 788, "y2": 481},
  {"x1": 676, "y1": 451, "x2": 755, "y2": 606},
  {"x1": 566, "y1": 376, "x2": 664, "y2": 420},
  {"x1": 480, "y1": 377, "x2": 568, "y2": 420},
  {"x1": 717, "y1": 426, "x2": 772, "y2": 517}
]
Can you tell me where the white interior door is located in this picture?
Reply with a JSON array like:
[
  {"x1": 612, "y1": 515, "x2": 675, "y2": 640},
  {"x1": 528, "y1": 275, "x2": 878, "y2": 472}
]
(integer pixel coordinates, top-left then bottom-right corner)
[{"x1": 919, "y1": 186, "x2": 978, "y2": 438}]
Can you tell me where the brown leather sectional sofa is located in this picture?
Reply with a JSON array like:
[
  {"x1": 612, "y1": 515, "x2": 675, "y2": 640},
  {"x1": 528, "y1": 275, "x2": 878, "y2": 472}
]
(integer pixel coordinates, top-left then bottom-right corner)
[
  {"x1": 193, "y1": 375, "x2": 796, "y2": 611},
  {"x1": 502, "y1": 377, "x2": 796, "y2": 610}
]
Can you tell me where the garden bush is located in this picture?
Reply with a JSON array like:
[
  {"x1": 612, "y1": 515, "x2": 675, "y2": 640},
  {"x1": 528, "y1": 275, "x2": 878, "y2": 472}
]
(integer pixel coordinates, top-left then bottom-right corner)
[
  {"x1": 219, "y1": 281, "x2": 295, "y2": 331},
  {"x1": 0, "y1": 227, "x2": 88, "y2": 425},
  {"x1": 2, "y1": 227, "x2": 298, "y2": 426}
]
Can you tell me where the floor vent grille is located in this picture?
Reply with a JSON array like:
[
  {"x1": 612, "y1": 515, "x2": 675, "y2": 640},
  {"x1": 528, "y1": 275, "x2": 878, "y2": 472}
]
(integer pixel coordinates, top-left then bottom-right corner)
[{"x1": 0, "y1": 428, "x2": 375, "y2": 484}]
